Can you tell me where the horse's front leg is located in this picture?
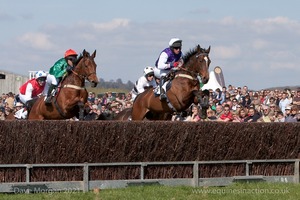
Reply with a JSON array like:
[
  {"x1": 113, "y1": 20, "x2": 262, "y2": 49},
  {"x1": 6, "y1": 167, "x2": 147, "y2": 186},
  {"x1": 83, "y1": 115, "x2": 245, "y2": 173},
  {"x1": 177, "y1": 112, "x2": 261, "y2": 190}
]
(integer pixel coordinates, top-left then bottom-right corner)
[
  {"x1": 193, "y1": 89, "x2": 209, "y2": 119},
  {"x1": 78, "y1": 101, "x2": 85, "y2": 120}
]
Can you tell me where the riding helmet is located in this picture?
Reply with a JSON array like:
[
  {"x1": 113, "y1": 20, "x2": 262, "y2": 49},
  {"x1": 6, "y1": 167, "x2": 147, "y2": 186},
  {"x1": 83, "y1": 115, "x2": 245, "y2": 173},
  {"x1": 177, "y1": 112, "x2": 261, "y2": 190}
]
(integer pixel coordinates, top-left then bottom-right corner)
[
  {"x1": 35, "y1": 70, "x2": 47, "y2": 80},
  {"x1": 64, "y1": 49, "x2": 78, "y2": 58},
  {"x1": 143, "y1": 66, "x2": 154, "y2": 76},
  {"x1": 169, "y1": 38, "x2": 182, "y2": 48}
]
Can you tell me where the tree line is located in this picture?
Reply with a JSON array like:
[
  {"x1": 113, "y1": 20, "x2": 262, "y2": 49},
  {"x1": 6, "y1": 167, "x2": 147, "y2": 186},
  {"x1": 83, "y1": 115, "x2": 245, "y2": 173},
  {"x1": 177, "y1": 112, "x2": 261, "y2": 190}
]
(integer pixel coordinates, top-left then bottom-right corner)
[{"x1": 86, "y1": 78, "x2": 134, "y2": 92}]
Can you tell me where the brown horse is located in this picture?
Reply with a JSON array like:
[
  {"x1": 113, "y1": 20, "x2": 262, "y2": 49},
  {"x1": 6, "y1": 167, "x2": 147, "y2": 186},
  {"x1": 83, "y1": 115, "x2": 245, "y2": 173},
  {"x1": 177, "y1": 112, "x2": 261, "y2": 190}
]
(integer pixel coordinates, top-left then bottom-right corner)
[
  {"x1": 131, "y1": 45, "x2": 211, "y2": 121},
  {"x1": 28, "y1": 49, "x2": 99, "y2": 120},
  {"x1": 113, "y1": 107, "x2": 132, "y2": 120}
]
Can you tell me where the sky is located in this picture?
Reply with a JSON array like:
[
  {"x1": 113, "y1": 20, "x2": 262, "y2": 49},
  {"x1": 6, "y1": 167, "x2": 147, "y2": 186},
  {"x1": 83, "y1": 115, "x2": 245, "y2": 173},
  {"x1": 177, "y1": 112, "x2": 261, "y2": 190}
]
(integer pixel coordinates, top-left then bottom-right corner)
[{"x1": 1, "y1": 0, "x2": 300, "y2": 90}]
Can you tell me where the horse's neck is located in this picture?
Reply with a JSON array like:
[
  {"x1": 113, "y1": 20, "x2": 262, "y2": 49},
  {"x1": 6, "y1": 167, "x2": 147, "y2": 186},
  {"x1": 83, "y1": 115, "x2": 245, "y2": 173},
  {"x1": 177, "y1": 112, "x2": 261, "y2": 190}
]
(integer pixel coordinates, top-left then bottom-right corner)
[
  {"x1": 62, "y1": 73, "x2": 85, "y2": 87},
  {"x1": 177, "y1": 66, "x2": 197, "y2": 77}
]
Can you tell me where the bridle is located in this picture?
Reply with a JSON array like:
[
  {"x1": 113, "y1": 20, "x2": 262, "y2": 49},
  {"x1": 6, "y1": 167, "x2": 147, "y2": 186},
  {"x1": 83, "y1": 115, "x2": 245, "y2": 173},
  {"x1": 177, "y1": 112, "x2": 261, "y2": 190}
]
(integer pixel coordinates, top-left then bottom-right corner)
[
  {"x1": 70, "y1": 57, "x2": 96, "y2": 83},
  {"x1": 178, "y1": 52, "x2": 210, "y2": 81}
]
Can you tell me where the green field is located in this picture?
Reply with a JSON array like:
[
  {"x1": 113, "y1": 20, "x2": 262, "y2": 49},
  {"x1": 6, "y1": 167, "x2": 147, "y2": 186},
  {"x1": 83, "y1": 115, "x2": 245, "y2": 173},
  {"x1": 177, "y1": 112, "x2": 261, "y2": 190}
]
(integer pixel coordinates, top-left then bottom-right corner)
[{"x1": 1, "y1": 182, "x2": 300, "y2": 200}]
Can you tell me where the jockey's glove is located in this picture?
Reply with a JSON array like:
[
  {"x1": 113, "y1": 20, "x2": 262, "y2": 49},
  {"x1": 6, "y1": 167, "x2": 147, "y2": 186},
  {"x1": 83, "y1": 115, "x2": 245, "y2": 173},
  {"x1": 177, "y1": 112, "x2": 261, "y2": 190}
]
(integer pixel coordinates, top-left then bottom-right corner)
[
  {"x1": 170, "y1": 61, "x2": 179, "y2": 68},
  {"x1": 66, "y1": 65, "x2": 73, "y2": 72}
]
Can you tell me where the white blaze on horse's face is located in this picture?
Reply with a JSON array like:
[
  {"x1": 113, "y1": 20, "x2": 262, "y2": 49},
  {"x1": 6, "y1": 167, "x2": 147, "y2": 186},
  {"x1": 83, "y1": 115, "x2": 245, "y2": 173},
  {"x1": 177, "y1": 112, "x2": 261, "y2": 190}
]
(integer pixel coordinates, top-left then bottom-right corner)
[{"x1": 204, "y1": 56, "x2": 208, "y2": 63}]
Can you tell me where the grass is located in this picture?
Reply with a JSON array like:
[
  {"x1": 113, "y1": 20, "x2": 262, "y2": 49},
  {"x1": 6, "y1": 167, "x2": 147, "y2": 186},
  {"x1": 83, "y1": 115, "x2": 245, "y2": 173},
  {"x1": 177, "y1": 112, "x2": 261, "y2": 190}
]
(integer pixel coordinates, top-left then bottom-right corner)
[{"x1": 0, "y1": 182, "x2": 299, "y2": 200}]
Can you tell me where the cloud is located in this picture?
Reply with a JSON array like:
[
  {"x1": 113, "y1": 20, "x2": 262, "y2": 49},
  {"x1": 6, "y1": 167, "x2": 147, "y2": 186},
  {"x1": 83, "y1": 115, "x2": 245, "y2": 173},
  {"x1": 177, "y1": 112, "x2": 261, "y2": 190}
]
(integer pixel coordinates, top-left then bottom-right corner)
[
  {"x1": 79, "y1": 18, "x2": 131, "y2": 31},
  {"x1": 17, "y1": 32, "x2": 54, "y2": 50},
  {"x1": 252, "y1": 39, "x2": 269, "y2": 50},
  {"x1": 213, "y1": 45, "x2": 241, "y2": 59}
]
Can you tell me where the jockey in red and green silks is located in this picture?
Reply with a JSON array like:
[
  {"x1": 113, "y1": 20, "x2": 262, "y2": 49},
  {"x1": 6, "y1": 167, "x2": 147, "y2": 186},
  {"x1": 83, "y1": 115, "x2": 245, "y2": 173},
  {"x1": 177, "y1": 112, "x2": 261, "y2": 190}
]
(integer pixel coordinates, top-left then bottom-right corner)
[{"x1": 44, "y1": 49, "x2": 78, "y2": 104}]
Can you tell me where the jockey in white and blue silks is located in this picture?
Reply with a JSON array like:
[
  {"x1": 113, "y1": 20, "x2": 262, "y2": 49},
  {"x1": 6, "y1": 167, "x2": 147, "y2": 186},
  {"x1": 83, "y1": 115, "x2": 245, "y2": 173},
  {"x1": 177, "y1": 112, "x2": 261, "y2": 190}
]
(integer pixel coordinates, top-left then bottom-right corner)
[
  {"x1": 131, "y1": 66, "x2": 157, "y2": 101},
  {"x1": 154, "y1": 38, "x2": 183, "y2": 100}
]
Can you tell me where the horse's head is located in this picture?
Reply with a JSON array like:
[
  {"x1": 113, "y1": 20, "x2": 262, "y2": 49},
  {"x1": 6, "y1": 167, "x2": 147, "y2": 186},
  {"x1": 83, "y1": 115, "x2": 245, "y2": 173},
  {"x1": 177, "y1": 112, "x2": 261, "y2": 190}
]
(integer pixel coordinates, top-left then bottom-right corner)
[
  {"x1": 74, "y1": 49, "x2": 99, "y2": 87},
  {"x1": 182, "y1": 45, "x2": 211, "y2": 84}
]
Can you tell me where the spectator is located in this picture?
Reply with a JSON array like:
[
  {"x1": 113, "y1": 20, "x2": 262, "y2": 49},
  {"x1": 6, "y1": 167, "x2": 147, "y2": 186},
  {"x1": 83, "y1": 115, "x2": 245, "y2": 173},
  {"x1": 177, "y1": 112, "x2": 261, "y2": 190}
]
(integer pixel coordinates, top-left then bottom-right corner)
[
  {"x1": 251, "y1": 93, "x2": 260, "y2": 109},
  {"x1": 215, "y1": 104, "x2": 224, "y2": 119},
  {"x1": 101, "y1": 93, "x2": 108, "y2": 106},
  {"x1": 285, "y1": 105, "x2": 300, "y2": 122},
  {"x1": 241, "y1": 95, "x2": 252, "y2": 108},
  {"x1": 218, "y1": 104, "x2": 233, "y2": 122},
  {"x1": 5, "y1": 92, "x2": 14, "y2": 109},
  {"x1": 292, "y1": 89, "x2": 300, "y2": 110},
  {"x1": 257, "y1": 105, "x2": 273, "y2": 122},
  {"x1": 4, "y1": 107, "x2": 13, "y2": 119},
  {"x1": 227, "y1": 84, "x2": 235, "y2": 95},
  {"x1": 214, "y1": 88, "x2": 222, "y2": 105},
  {"x1": 0, "y1": 107, "x2": 5, "y2": 120},
  {"x1": 266, "y1": 96, "x2": 276, "y2": 106},
  {"x1": 231, "y1": 98, "x2": 239, "y2": 112},
  {"x1": 185, "y1": 104, "x2": 201, "y2": 122},
  {"x1": 84, "y1": 105, "x2": 99, "y2": 120},
  {"x1": 87, "y1": 92, "x2": 96, "y2": 103},
  {"x1": 279, "y1": 92, "x2": 291, "y2": 113},
  {"x1": 232, "y1": 108, "x2": 248, "y2": 122},
  {"x1": 107, "y1": 91, "x2": 116, "y2": 104},
  {"x1": 274, "y1": 111, "x2": 285, "y2": 122},
  {"x1": 244, "y1": 106, "x2": 261, "y2": 122},
  {"x1": 206, "y1": 109, "x2": 217, "y2": 121}
]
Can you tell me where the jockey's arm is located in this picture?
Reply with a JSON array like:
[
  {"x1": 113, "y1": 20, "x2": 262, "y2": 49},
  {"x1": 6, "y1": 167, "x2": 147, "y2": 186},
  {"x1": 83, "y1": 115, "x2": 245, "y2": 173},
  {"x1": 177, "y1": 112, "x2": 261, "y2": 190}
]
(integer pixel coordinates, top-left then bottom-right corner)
[
  {"x1": 136, "y1": 77, "x2": 148, "y2": 93},
  {"x1": 157, "y1": 52, "x2": 171, "y2": 70},
  {"x1": 24, "y1": 83, "x2": 34, "y2": 102}
]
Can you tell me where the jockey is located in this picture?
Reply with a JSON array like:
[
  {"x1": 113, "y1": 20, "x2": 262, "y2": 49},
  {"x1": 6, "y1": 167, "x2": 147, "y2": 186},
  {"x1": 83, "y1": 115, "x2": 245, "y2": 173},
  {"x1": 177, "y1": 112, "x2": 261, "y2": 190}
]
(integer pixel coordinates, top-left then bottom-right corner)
[
  {"x1": 44, "y1": 49, "x2": 78, "y2": 104},
  {"x1": 19, "y1": 70, "x2": 47, "y2": 105},
  {"x1": 154, "y1": 38, "x2": 183, "y2": 100},
  {"x1": 131, "y1": 66, "x2": 157, "y2": 101}
]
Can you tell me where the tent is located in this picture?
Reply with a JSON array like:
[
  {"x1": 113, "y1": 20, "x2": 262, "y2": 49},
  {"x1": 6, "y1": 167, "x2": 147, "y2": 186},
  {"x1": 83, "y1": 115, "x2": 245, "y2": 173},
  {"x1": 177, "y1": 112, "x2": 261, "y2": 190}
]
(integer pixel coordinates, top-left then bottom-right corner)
[{"x1": 201, "y1": 71, "x2": 222, "y2": 91}]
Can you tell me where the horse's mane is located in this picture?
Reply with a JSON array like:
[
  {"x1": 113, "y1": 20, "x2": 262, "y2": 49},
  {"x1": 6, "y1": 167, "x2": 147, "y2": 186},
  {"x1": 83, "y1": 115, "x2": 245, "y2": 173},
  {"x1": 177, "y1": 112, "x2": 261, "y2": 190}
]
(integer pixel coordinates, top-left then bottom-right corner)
[
  {"x1": 74, "y1": 51, "x2": 90, "y2": 65},
  {"x1": 75, "y1": 54, "x2": 83, "y2": 66},
  {"x1": 182, "y1": 45, "x2": 206, "y2": 63}
]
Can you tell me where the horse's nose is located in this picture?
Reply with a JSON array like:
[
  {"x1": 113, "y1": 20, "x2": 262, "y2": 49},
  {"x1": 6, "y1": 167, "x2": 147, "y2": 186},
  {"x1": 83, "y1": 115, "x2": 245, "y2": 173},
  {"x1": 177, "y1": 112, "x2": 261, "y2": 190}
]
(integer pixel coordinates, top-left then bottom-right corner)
[
  {"x1": 202, "y1": 77, "x2": 209, "y2": 84},
  {"x1": 91, "y1": 82, "x2": 98, "y2": 88}
]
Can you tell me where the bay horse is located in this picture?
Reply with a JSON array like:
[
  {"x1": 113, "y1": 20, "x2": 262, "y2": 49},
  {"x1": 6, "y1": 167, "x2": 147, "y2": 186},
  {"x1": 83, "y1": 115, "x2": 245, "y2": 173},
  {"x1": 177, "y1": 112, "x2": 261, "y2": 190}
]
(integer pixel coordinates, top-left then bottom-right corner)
[
  {"x1": 28, "y1": 49, "x2": 99, "y2": 120},
  {"x1": 131, "y1": 45, "x2": 211, "y2": 121}
]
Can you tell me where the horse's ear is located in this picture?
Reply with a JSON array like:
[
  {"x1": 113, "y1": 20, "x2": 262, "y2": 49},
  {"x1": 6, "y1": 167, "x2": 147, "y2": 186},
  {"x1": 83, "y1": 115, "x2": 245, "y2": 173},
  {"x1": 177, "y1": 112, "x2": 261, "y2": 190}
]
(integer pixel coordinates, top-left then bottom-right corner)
[
  {"x1": 91, "y1": 50, "x2": 96, "y2": 58},
  {"x1": 206, "y1": 46, "x2": 211, "y2": 54},
  {"x1": 83, "y1": 49, "x2": 87, "y2": 56},
  {"x1": 197, "y1": 44, "x2": 201, "y2": 52}
]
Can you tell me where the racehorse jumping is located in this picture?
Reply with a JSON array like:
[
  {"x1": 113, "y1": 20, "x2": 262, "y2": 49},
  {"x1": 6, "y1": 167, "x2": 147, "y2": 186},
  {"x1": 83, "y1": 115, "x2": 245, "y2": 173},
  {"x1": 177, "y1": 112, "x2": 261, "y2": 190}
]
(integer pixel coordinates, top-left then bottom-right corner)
[
  {"x1": 28, "y1": 49, "x2": 99, "y2": 120},
  {"x1": 131, "y1": 45, "x2": 211, "y2": 121}
]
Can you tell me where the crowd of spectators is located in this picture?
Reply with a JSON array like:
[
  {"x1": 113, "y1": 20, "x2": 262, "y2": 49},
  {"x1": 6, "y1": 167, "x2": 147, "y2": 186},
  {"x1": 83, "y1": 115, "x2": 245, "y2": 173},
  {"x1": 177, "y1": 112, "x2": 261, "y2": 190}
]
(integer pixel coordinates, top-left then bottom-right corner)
[
  {"x1": 175, "y1": 85, "x2": 300, "y2": 122},
  {"x1": 1, "y1": 85, "x2": 300, "y2": 122}
]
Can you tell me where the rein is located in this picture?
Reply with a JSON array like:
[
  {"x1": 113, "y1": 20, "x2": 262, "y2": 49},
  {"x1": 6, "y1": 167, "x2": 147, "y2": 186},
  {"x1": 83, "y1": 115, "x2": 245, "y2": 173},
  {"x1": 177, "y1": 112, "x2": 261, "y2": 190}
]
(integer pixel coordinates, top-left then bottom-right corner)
[{"x1": 70, "y1": 69, "x2": 96, "y2": 83}]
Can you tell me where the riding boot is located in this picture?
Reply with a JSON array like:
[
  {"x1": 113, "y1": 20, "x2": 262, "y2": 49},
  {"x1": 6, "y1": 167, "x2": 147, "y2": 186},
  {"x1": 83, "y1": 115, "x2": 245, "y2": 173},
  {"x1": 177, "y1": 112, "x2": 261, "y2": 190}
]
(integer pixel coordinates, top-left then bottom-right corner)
[
  {"x1": 45, "y1": 84, "x2": 56, "y2": 104},
  {"x1": 159, "y1": 76, "x2": 167, "y2": 100}
]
